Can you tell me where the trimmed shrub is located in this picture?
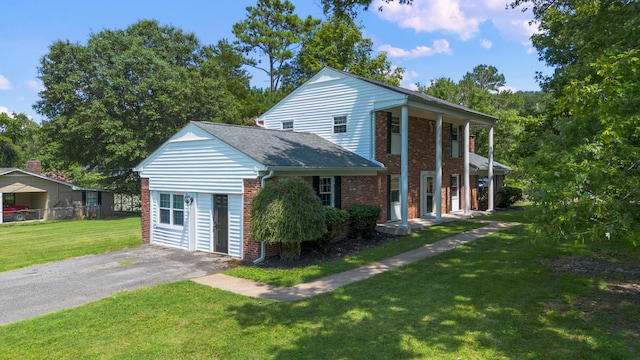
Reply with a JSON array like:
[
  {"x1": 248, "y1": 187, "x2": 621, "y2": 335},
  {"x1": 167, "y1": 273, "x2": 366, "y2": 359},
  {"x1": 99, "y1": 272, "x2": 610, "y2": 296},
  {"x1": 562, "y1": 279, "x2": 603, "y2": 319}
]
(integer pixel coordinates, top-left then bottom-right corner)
[
  {"x1": 348, "y1": 204, "x2": 381, "y2": 239},
  {"x1": 495, "y1": 186, "x2": 522, "y2": 208},
  {"x1": 305, "y1": 206, "x2": 350, "y2": 253},
  {"x1": 249, "y1": 177, "x2": 326, "y2": 260}
]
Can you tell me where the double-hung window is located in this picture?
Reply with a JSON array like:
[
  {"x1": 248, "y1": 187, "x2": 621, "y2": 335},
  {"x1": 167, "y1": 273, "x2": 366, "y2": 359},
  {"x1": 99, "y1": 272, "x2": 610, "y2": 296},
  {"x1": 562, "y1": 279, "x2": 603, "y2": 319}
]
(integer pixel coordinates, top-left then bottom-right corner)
[
  {"x1": 159, "y1": 193, "x2": 184, "y2": 226},
  {"x1": 333, "y1": 115, "x2": 347, "y2": 134},
  {"x1": 319, "y1": 177, "x2": 334, "y2": 207}
]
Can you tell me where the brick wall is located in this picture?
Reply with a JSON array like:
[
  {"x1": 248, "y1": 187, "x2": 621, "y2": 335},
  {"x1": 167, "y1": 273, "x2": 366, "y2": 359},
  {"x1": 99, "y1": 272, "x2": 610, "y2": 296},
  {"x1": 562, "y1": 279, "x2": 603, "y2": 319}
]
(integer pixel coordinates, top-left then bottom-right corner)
[
  {"x1": 371, "y1": 110, "x2": 475, "y2": 219},
  {"x1": 242, "y1": 177, "x2": 280, "y2": 261},
  {"x1": 141, "y1": 177, "x2": 150, "y2": 244}
]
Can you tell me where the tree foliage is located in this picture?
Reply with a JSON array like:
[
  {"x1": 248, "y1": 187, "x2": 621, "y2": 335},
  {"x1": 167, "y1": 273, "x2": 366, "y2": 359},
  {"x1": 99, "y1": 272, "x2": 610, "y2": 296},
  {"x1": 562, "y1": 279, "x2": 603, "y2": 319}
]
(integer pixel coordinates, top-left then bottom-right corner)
[
  {"x1": 293, "y1": 14, "x2": 404, "y2": 86},
  {"x1": 320, "y1": 0, "x2": 412, "y2": 17},
  {"x1": 35, "y1": 20, "x2": 242, "y2": 191},
  {"x1": 510, "y1": 0, "x2": 640, "y2": 243},
  {"x1": 249, "y1": 177, "x2": 326, "y2": 260},
  {"x1": 0, "y1": 112, "x2": 40, "y2": 168},
  {"x1": 233, "y1": 0, "x2": 320, "y2": 93}
]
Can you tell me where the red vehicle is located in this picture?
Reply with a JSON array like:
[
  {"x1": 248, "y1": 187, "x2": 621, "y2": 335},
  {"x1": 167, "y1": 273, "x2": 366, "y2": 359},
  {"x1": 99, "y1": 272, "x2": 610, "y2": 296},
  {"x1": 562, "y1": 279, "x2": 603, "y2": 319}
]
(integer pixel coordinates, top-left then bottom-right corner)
[{"x1": 2, "y1": 204, "x2": 29, "y2": 222}]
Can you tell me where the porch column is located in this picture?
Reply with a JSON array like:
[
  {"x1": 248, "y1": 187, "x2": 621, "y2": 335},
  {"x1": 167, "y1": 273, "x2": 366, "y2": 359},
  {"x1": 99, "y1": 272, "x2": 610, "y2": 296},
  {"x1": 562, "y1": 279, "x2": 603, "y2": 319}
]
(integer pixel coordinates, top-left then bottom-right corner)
[
  {"x1": 487, "y1": 125, "x2": 495, "y2": 212},
  {"x1": 463, "y1": 119, "x2": 471, "y2": 216},
  {"x1": 0, "y1": 193, "x2": 3, "y2": 224},
  {"x1": 435, "y1": 113, "x2": 443, "y2": 222},
  {"x1": 400, "y1": 105, "x2": 409, "y2": 231}
]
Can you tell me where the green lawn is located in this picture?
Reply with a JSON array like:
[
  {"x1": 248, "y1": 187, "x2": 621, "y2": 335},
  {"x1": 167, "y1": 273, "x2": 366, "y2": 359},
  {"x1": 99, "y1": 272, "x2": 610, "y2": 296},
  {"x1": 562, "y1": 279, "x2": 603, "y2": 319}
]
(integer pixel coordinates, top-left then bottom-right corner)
[
  {"x1": 1, "y1": 208, "x2": 638, "y2": 359},
  {"x1": 0, "y1": 216, "x2": 141, "y2": 272}
]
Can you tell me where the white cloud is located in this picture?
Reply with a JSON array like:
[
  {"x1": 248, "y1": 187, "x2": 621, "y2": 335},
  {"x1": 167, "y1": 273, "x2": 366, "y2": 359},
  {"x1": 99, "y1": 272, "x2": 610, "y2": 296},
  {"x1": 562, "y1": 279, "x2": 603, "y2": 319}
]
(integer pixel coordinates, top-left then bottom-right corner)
[
  {"x1": 498, "y1": 85, "x2": 518, "y2": 93},
  {"x1": 480, "y1": 39, "x2": 493, "y2": 49},
  {"x1": 0, "y1": 106, "x2": 14, "y2": 117},
  {"x1": 373, "y1": 0, "x2": 540, "y2": 45},
  {"x1": 0, "y1": 75, "x2": 11, "y2": 90},
  {"x1": 374, "y1": 0, "x2": 483, "y2": 41},
  {"x1": 379, "y1": 39, "x2": 451, "y2": 59},
  {"x1": 27, "y1": 79, "x2": 45, "y2": 92}
]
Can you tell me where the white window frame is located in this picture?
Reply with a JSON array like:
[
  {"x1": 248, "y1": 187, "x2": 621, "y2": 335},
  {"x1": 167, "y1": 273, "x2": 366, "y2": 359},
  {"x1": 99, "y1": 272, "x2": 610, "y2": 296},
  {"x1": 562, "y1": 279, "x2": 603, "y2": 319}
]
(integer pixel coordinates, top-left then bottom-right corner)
[
  {"x1": 85, "y1": 191, "x2": 99, "y2": 206},
  {"x1": 391, "y1": 116, "x2": 400, "y2": 134},
  {"x1": 159, "y1": 193, "x2": 185, "y2": 227},
  {"x1": 319, "y1": 177, "x2": 334, "y2": 207},
  {"x1": 281, "y1": 120, "x2": 294, "y2": 131},
  {"x1": 333, "y1": 115, "x2": 347, "y2": 134}
]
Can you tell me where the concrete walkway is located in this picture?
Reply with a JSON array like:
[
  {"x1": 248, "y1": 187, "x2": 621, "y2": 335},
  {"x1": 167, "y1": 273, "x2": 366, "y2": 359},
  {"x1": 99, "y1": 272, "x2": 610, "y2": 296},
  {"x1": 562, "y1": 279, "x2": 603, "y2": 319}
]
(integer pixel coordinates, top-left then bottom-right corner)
[{"x1": 193, "y1": 221, "x2": 519, "y2": 301}]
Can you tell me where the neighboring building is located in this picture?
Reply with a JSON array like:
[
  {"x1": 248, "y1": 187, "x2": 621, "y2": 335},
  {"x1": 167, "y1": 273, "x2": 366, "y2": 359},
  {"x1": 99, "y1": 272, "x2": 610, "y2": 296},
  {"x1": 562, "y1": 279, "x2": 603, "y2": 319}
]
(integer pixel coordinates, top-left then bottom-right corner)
[
  {"x1": 0, "y1": 160, "x2": 114, "y2": 224},
  {"x1": 136, "y1": 67, "x2": 511, "y2": 261}
]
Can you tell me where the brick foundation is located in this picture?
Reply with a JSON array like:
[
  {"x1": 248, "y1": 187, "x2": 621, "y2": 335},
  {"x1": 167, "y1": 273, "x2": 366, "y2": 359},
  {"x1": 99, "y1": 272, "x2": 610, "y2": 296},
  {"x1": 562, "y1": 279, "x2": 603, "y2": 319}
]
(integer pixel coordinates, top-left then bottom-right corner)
[{"x1": 141, "y1": 177, "x2": 150, "y2": 244}]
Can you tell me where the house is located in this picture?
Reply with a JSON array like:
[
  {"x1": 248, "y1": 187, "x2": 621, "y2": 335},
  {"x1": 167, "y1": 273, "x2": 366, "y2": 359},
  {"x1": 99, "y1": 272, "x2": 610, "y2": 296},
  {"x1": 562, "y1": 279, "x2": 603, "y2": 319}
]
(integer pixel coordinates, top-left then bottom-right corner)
[
  {"x1": 0, "y1": 160, "x2": 114, "y2": 224},
  {"x1": 135, "y1": 67, "x2": 511, "y2": 261}
]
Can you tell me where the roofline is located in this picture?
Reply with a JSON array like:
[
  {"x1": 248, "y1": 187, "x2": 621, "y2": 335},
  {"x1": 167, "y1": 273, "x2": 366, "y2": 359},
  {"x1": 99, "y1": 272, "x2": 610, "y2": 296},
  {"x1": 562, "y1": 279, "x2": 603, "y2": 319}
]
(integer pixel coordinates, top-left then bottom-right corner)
[{"x1": 0, "y1": 168, "x2": 109, "y2": 191}]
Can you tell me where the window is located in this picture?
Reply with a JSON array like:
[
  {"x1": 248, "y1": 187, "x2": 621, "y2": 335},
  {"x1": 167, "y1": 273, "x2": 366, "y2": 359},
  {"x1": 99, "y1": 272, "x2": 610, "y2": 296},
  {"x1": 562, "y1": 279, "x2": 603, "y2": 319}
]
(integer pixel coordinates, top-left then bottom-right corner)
[
  {"x1": 281, "y1": 120, "x2": 294, "y2": 131},
  {"x1": 333, "y1": 115, "x2": 347, "y2": 134},
  {"x1": 159, "y1": 193, "x2": 184, "y2": 226},
  {"x1": 84, "y1": 191, "x2": 99, "y2": 206},
  {"x1": 319, "y1": 177, "x2": 334, "y2": 206},
  {"x1": 390, "y1": 116, "x2": 400, "y2": 134},
  {"x1": 450, "y1": 124, "x2": 463, "y2": 158},
  {"x1": 3, "y1": 193, "x2": 16, "y2": 206}
]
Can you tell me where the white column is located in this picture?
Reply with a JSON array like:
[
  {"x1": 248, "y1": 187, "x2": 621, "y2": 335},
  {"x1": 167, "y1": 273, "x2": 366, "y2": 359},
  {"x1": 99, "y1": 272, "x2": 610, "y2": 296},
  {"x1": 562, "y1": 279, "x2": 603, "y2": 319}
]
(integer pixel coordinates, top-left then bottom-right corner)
[
  {"x1": 400, "y1": 105, "x2": 409, "y2": 231},
  {"x1": 0, "y1": 193, "x2": 3, "y2": 224},
  {"x1": 488, "y1": 125, "x2": 495, "y2": 212},
  {"x1": 463, "y1": 119, "x2": 471, "y2": 216},
  {"x1": 435, "y1": 113, "x2": 443, "y2": 222}
]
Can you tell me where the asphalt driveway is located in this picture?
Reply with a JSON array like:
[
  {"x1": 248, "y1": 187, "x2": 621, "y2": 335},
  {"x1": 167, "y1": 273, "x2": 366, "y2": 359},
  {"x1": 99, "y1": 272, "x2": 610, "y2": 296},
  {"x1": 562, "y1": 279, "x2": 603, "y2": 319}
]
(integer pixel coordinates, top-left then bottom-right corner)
[{"x1": 0, "y1": 246, "x2": 232, "y2": 325}]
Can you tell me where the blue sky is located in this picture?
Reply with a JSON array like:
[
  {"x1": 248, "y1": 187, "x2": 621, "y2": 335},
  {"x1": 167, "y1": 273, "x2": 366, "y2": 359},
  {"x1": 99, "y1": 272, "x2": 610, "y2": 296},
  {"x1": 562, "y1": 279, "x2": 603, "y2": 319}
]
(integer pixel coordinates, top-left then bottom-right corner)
[{"x1": 0, "y1": 0, "x2": 546, "y2": 122}]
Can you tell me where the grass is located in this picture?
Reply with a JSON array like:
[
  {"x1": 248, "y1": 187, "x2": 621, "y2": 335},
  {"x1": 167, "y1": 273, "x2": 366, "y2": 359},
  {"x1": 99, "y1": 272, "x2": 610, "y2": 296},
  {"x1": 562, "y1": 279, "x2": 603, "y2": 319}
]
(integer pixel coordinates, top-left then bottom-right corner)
[
  {"x1": 0, "y1": 216, "x2": 141, "y2": 272},
  {"x1": 225, "y1": 221, "x2": 485, "y2": 286},
  {"x1": 1, "y1": 207, "x2": 638, "y2": 359}
]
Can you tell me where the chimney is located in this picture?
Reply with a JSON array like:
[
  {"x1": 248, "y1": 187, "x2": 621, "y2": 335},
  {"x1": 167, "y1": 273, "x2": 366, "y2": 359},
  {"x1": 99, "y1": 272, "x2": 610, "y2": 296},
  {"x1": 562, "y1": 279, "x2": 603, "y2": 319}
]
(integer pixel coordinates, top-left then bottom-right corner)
[
  {"x1": 469, "y1": 135, "x2": 475, "y2": 154},
  {"x1": 26, "y1": 159, "x2": 41, "y2": 175}
]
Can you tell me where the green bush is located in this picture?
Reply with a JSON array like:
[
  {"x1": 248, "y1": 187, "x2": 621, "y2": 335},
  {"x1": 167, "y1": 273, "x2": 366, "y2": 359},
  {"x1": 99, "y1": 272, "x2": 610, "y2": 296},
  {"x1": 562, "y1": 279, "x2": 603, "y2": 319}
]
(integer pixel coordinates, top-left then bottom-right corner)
[
  {"x1": 305, "y1": 206, "x2": 350, "y2": 253},
  {"x1": 348, "y1": 204, "x2": 381, "y2": 239},
  {"x1": 249, "y1": 177, "x2": 326, "y2": 260},
  {"x1": 495, "y1": 186, "x2": 523, "y2": 208}
]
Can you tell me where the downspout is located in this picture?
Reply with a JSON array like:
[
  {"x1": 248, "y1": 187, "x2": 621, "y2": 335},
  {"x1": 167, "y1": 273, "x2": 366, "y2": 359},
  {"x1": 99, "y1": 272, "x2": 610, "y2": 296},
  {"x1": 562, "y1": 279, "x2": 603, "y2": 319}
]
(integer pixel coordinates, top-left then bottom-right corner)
[{"x1": 253, "y1": 170, "x2": 274, "y2": 264}]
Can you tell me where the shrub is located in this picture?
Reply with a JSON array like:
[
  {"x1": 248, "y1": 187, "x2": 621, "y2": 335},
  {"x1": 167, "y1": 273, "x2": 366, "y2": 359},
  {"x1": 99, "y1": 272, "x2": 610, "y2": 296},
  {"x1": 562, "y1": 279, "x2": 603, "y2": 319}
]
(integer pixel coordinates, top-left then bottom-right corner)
[
  {"x1": 305, "y1": 206, "x2": 350, "y2": 253},
  {"x1": 495, "y1": 186, "x2": 522, "y2": 208},
  {"x1": 348, "y1": 204, "x2": 381, "y2": 239},
  {"x1": 249, "y1": 177, "x2": 326, "y2": 260}
]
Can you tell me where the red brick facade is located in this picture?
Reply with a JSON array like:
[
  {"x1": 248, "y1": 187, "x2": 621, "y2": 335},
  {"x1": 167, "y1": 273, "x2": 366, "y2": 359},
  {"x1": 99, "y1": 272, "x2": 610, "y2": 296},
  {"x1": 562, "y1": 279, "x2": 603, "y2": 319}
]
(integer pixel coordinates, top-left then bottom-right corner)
[
  {"x1": 242, "y1": 178, "x2": 280, "y2": 261},
  {"x1": 141, "y1": 177, "x2": 150, "y2": 244}
]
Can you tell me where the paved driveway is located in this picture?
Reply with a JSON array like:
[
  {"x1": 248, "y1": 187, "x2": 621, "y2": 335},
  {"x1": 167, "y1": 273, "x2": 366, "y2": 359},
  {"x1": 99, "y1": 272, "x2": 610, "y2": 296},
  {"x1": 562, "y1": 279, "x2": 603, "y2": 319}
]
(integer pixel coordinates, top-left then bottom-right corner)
[{"x1": 0, "y1": 246, "x2": 231, "y2": 325}]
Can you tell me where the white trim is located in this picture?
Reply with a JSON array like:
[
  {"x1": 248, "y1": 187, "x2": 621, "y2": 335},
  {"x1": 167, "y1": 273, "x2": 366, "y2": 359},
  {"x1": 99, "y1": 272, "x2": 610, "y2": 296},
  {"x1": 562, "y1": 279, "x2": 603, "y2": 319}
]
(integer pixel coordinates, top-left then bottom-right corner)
[{"x1": 332, "y1": 114, "x2": 348, "y2": 135}]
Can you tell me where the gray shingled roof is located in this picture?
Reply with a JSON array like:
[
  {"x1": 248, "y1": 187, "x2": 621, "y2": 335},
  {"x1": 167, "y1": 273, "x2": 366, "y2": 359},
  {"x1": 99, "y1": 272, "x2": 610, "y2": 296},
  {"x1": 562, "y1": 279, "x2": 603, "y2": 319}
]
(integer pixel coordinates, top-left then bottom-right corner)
[
  {"x1": 191, "y1": 121, "x2": 384, "y2": 171},
  {"x1": 469, "y1": 152, "x2": 512, "y2": 172},
  {"x1": 326, "y1": 67, "x2": 498, "y2": 123}
]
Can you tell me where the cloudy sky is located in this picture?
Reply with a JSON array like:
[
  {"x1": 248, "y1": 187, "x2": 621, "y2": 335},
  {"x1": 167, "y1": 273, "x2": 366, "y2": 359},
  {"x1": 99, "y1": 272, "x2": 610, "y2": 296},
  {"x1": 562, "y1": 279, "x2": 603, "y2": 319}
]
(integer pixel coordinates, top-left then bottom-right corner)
[{"x1": 0, "y1": 0, "x2": 545, "y2": 122}]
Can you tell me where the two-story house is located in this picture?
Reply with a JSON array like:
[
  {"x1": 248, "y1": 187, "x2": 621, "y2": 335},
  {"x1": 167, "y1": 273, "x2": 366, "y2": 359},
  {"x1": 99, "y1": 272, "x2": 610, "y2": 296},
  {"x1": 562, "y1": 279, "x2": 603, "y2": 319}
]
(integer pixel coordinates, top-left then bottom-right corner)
[{"x1": 135, "y1": 67, "x2": 509, "y2": 261}]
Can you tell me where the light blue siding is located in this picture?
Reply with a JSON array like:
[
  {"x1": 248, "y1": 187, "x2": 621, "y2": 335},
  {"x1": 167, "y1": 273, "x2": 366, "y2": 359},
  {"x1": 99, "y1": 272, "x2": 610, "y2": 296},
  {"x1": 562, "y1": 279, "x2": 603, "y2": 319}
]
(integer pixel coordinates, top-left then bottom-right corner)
[
  {"x1": 140, "y1": 124, "x2": 259, "y2": 257},
  {"x1": 259, "y1": 68, "x2": 405, "y2": 159},
  {"x1": 195, "y1": 193, "x2": 212, "y2": 252}
]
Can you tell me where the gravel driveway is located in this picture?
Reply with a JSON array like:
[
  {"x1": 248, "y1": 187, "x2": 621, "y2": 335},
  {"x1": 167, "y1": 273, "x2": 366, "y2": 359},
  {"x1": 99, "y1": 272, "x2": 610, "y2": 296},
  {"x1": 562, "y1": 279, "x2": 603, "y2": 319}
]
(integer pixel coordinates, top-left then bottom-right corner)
[{"x1": 0, "y1": 246, "x2": 232, "y2": 325}]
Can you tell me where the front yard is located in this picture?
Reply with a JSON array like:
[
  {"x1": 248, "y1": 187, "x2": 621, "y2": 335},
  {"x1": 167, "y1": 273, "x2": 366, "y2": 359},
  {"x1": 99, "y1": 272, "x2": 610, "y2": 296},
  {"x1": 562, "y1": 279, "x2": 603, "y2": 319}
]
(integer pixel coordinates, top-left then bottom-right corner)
[
  {"x1": 0, "y1": 216, "x2": 141, "y2": 272},
  {"x1": 0, "y1": 209, "x2": 638, "y2": 359}
]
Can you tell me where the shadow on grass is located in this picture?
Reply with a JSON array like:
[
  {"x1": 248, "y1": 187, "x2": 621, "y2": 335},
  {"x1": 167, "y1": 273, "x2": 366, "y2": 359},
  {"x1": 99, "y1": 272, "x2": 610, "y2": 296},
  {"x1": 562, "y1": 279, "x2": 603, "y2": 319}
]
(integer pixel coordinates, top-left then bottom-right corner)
[{"x1": 226, "y1": 225, "x2": 637, "y2": 359}]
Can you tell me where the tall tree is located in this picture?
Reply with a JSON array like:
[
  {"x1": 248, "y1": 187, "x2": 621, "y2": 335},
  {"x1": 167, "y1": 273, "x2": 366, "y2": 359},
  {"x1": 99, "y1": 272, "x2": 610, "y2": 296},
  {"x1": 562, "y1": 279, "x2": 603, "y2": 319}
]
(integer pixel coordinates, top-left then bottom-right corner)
[
  {"x1": 293, "y1": 14, "x2": 404, "y2": 86},
  {"x1": 232, "y1": 0, "x2": 320, "y2": 93},
  {"x1": 321, "y1": 0, "x2": 412, "y2": 17},
  {"x1": 510, "y1": 0, "x2": 640, "y2": 243},
  {"x1": 35, "y1": 20, "x2": 240, "y2": 191}
]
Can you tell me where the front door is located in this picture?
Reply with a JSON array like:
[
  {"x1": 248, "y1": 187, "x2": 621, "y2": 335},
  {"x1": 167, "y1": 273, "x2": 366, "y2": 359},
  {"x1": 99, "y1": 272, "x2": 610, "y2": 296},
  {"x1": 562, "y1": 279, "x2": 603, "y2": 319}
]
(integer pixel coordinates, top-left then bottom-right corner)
[
  {"x1": 390, "y1": 175, "x2": 401, "y2": 220},
  {"x1": 450, "y1": 175, "x2": 460, "y2": 212},
  {"x1": 213, "y1": 194, "x2": 228, "y2": 254},
  {"x1": 420, "y1": 171, "x2": 435, "y2": 216}
]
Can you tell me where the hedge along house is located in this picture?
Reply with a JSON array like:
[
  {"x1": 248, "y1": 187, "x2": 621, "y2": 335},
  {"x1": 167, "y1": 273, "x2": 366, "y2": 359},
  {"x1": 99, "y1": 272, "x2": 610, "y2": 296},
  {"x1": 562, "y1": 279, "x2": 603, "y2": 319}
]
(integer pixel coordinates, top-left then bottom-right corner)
[
  {"x1": 134, "y1": 121, "x2": 385, "y2": 260},
  {"x1": 0, "y1": 160, "x2": 114, "y2": 223}
]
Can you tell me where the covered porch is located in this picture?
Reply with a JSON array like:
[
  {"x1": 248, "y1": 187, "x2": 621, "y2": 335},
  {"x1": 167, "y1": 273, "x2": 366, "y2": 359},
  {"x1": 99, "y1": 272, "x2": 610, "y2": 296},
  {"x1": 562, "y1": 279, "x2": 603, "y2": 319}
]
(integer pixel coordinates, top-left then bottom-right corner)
[{"x1": 376, "y1": 210, "x2": 493, "y2": 235}]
